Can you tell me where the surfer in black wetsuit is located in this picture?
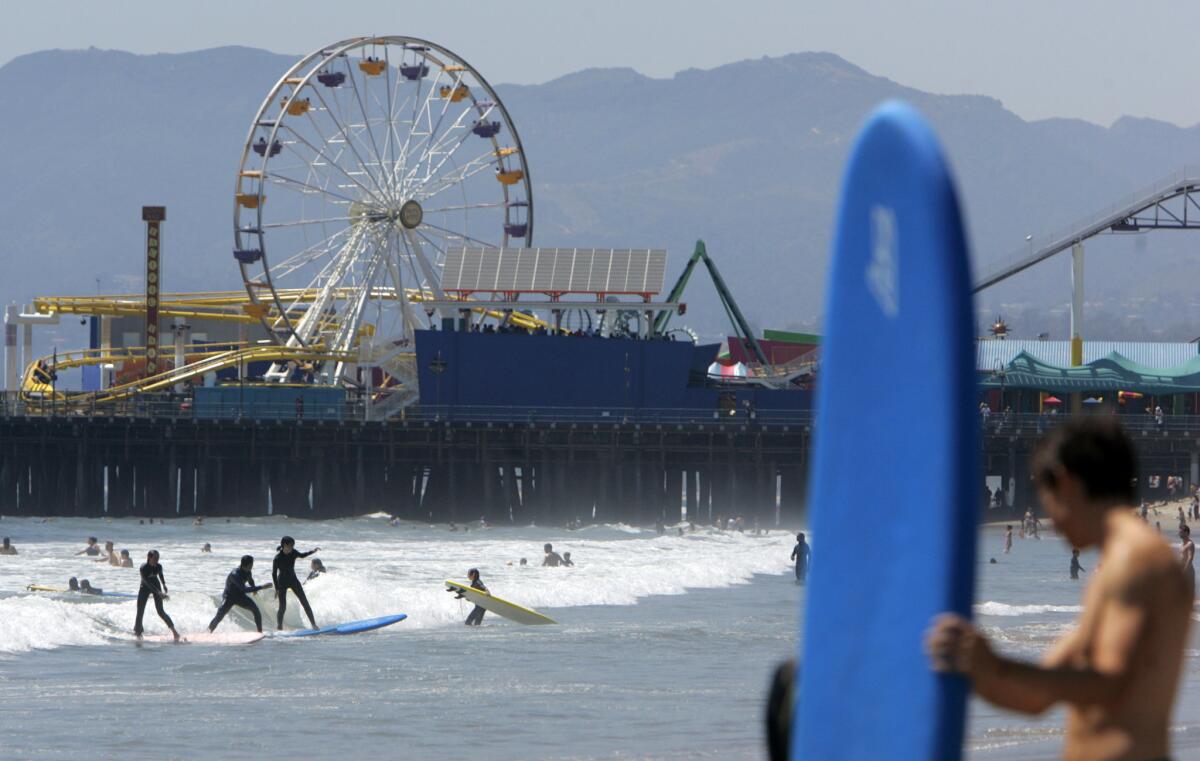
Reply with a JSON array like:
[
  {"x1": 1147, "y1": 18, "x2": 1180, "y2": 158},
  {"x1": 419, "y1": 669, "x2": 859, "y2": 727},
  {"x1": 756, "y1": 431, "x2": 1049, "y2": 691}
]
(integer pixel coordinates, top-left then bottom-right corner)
[
  {"x1": 791, "y1": 533, "x2": 811, "y2": 584},
  {"x1": 454, "y1": 568, "x2": 487, "y2": 626},
  {"x1": 273, "y1": 536, "x2": 319, "y2": 630},
  {"x1": 79, "y1": 580, "x2": 103, "y2": 595},
  {"x1": 135, "y1": 550, "x2": 179, "y2": 641},
  {"x1": 209, "y1": 555, "x2": 272, "y2": 633}
]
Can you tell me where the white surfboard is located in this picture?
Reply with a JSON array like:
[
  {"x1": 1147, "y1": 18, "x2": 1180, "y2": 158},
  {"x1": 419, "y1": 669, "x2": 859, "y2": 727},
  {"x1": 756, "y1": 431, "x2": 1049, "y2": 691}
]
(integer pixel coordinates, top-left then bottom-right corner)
[
  {"x1": 139, "y1": 631, "x2": 264, "y2": 645},
  {"x1": 445, "y1": 580, "x2": 557, "y2": 625}
]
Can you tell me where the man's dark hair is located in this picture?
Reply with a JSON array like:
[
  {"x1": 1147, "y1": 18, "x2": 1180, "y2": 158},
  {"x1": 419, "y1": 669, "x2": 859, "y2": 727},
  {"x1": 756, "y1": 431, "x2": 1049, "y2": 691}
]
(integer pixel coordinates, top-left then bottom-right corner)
[{"x1": 1032, "y1": 417, "x2": 1136, "y2": 503}]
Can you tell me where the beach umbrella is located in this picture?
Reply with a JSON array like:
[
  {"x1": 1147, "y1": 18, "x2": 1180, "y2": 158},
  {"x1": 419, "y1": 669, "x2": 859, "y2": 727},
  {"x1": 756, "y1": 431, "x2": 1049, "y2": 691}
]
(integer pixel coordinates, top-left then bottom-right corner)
[
  {"x1": 1083, "y1": 397, "x2": 1102, "y2": 405},
  {"x1": 1042, "y1": 396, "x2": 1062, "y2": 405}
]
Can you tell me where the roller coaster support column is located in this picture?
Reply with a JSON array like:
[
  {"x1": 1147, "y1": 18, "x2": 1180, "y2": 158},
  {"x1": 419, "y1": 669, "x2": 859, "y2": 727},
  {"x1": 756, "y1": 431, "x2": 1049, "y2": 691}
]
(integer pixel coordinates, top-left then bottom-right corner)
[
  {"x1": 3, "y1": 305, "x2": 17, "y2": 392},
  {"x1": 1070, "y1": 242, "x2": 1084, "y2": 413},
  {"x1": 172, "y1": 323, "x2": 190, "y2": 393}
]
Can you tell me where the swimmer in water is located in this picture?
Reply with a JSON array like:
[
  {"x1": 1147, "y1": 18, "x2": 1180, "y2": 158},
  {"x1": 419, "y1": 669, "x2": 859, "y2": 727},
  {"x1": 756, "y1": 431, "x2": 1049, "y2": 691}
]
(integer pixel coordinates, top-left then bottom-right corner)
[
  {"x1": 306, "y1": 558, "x2": 326, "y2": 581},
  {"x1": 101, "y1": 541, "x2": 119, "y2": 566},
  {"x1": 542, "y1": 543, "x2": 564, "y2": 567},
  {"x1": 208, "y1": 555, "x2": 271, "y2": 633},
  {"x1": 562, "y1": 552, "x2": 574, "y2": 567},
  {"x1": 201, "y1": 543, "x2": 212, "y2": 553},
  {"x1": 1069, "y1": 549, "x2": 1085, "y2": 580},
  {"x1": 68, "y1": 576, "x2": 80, "y2": 591},
  {"x1": 0, "y1": 537, "x2": 16, "y2": 555},
  {"x1": 453, "y1": 568, "x2": 488, "y2": 626},
  {"x1": 79, "y1": 579, "x2": 103, "y2": 595},
  {"x1": 76, "y1": 536, "x2": 101, "y2": 557},
  {"x1": 134, "y1": 550, "x2": 179, "y2": 641},
  {"x1": 1003, "y1": 525, "x2": 1013, "y2": 554},
  {"x1": 273, "y1": 536, "x2": 319, "y2": 630},
  {"x1": 120, "y1": 549, "x2": 133, "y2": 568}
]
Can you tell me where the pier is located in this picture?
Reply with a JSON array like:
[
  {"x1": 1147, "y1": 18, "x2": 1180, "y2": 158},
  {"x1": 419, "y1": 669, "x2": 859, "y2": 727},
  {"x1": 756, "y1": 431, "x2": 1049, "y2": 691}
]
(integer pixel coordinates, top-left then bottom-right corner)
[{"x1": 4, "y1": 401, "x2": 1199, "y2": 523}]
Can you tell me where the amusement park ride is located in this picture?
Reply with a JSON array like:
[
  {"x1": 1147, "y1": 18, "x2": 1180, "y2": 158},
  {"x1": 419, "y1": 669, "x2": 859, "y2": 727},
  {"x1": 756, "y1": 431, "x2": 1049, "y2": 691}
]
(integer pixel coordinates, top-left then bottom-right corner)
[{"x1": 7, "y1": 36, "x2": 813, "y2": 418}]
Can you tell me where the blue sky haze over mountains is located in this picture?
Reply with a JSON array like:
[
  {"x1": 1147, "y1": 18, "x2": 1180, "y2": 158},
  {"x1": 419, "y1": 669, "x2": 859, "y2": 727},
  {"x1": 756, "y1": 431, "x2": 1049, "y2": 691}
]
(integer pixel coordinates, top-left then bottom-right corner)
[{"x1": 3, "y1": 45, "x2": 1200, "y2": 354}]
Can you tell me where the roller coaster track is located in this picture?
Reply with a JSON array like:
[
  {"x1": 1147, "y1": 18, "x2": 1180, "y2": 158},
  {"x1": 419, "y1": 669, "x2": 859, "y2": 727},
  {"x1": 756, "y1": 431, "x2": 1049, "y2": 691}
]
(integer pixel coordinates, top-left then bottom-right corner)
[
  {"x1": 21, "y1": 343, "x2": 357, "y2": 408},
  {"x1": 974, "y1": 166, "x2": 1200, "y2": 292},
  {"x1": 33, "y1": 289, "x2": 554, "y2": 330}
]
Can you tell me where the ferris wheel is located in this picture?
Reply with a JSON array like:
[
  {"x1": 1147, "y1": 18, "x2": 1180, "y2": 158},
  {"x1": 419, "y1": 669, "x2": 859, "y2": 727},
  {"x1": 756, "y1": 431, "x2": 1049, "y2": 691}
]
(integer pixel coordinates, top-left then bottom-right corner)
[{"x1": 232, "y1": 36, "x2": 533, "y2": 381}]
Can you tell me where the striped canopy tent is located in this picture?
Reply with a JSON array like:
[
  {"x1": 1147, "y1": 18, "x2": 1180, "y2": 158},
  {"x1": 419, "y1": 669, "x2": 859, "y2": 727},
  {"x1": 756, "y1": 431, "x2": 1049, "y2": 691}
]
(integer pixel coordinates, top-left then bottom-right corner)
[{"x1": 981, "y1": 351, "x2": 1200, "y2": 395}]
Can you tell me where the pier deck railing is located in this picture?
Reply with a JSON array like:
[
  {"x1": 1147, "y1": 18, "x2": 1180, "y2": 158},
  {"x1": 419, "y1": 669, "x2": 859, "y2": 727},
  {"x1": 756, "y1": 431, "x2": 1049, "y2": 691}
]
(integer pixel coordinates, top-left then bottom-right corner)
[{"x1": 5, "y1": 390, "x2": 1200, "y2": 435}]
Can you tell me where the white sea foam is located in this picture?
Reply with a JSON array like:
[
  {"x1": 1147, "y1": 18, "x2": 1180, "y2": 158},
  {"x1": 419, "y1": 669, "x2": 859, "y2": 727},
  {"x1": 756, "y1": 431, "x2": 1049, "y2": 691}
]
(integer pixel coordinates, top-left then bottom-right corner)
[
  {"x1": 976, "y1": 601, "x2": 1082, "y2": 617},
  {"x1": 0, "y1": 519, "x2": 793, "y2": 653}
]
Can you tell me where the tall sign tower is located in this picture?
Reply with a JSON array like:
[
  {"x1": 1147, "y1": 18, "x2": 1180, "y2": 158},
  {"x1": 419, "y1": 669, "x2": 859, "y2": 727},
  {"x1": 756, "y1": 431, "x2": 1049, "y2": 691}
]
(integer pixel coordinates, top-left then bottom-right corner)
[{"x1": 142, "y1": 206, "x2": 165, "y2": 377}]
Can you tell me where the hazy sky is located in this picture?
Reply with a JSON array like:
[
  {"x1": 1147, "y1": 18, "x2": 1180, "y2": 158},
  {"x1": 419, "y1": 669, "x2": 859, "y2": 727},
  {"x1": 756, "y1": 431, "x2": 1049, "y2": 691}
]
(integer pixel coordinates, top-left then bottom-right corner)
[{"x1": 3, "y1": 0, "x2": 1199, "y2": 127}]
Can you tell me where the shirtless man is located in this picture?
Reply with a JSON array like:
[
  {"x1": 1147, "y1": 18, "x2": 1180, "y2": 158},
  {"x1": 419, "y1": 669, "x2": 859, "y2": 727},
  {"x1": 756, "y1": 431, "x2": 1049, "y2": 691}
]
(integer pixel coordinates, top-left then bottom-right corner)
[{"x1": 927, "y1": 419, "x2": 1192, "y2": 761}]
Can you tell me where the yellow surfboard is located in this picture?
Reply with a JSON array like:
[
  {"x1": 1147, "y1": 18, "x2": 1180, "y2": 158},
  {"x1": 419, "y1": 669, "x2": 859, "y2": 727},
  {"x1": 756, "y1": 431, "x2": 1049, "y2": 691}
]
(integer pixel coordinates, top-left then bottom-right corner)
[{"x1": 445, "y1": 580, "x2": 556, "y2": 625}]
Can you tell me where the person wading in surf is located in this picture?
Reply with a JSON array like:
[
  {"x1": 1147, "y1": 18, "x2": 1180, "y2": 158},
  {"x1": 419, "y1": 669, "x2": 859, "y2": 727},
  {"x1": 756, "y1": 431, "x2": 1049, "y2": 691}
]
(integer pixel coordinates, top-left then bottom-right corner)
[
  {"x1": 134, "y1": 550, "x2": 179, "y2": 641},
  {"x1": 791, "y1": 533, "x2": 811, "y2": 584},
  {"x1": 273, "y1": 536, "x2": 319, "y2": 630},
  {"x1": 452, "y1": 568, "x2": 488, "y2": 626},
  {"x1": 927, "y1": 418, "x2": 1192, "y2": 761},
  {"x1": 210, "y1": 555, "x2": 272, "y2": 633}
]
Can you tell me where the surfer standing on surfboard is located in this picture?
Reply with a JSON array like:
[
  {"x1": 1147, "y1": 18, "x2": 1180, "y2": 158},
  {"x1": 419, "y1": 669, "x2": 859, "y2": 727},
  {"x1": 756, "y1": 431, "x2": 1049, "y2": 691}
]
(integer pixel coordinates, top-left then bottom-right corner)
[
  {"x1": 209, "y1": 555, "x2": 272, "y2": 634},
  {"x1": 273, "y1": 536, "x2": 320, "y2": 630},
  {"x1": 134, "y1": 550, "x2": 179, "y2": 642},
  {"x1": 927, "y1": 419, "x2": 1192, "y2": 761}
]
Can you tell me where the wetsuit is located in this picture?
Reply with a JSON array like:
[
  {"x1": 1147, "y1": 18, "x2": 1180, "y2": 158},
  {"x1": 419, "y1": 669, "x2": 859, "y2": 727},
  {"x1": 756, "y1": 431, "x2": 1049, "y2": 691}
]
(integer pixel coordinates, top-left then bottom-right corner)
[
  {"x1": 273, "y1": 549, "x2": 317, "y2": 629},
  {"x1": 1069, "y1": 557, "x2": 1084, "y2": 580},
  {"x1": 134, "y1": 562, "x2": 174, "y2": 636},
  {"x1": 209, "y1": 567, "x2": 268, "y2": 632},
  {"x1": 461, "y1": 577, "x2": 488, "y2": 626},
  {"x1": 791, "y1": 542, "x2": 811, "y2": 584}
]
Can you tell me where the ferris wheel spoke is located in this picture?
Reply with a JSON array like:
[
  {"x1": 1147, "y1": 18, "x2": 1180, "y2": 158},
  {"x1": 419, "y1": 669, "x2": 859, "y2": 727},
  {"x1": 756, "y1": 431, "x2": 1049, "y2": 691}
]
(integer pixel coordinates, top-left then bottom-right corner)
[
  {"x1": 308, "y1": 86, "x2": 393, "y2": 204},
  {"x1": 408, "y1": 110, "x2": 477, "y2": 191},
  {"x1": 261, "y1": 215, "x2": 358, "y2": 229},
  {"x1": 396, "y1": 68, "x2": 447, "y2": 194},
  {"x1": 420, "y1": 221, "x2": 500, "y2": 249},
  {"x1": 281, "y1": 122, "x2": 388, "y2": 206},
  {"x1": 266, "y1": 172, "x2": 362, "y2": 206},
  {"x1": 422, "y1": 202, "x2": 505, "y2": 213},
  {"x1": 414, "y1": 149, "x2": 502, "y2": 203},
  {"x1": 344, "y1": 63, "x2": 391, "y2": 203},
  {"x1": 423, "y1": 100, "x2": 496, "y2": 170},
  {"x1": 264, "y1": 225, "x2": 356, "y2": 281}
]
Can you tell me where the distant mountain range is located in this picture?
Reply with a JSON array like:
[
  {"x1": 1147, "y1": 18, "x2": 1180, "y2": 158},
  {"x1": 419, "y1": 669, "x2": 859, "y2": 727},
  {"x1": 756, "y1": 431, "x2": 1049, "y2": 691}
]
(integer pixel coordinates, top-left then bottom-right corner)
[{"x1": 2, "y1": 45, "x2": 1200, "y2": 356}]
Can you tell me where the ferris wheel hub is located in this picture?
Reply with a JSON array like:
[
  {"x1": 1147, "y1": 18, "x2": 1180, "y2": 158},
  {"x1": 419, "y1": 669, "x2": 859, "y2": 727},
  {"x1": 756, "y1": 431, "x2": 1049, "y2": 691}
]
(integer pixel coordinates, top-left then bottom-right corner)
[{"x1": 398, "y1": 199, "x2": 423, "y2": 230}]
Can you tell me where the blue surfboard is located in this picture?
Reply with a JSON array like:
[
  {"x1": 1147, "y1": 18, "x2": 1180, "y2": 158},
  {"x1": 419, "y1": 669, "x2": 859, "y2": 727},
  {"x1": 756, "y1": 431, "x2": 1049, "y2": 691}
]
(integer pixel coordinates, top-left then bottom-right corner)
[
  {"x1": 281, "y1": 613, "x2": 407, "y2": 638},
  {"x1": 795, "y1": 101, "x2": 979, "y2": 760}
]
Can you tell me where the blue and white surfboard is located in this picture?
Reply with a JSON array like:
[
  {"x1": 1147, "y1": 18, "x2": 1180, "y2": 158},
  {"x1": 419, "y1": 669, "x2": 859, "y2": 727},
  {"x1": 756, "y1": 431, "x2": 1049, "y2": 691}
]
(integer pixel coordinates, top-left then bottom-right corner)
[{"x1": 795, "y1": 101, "x2": 979, "y2": 760}]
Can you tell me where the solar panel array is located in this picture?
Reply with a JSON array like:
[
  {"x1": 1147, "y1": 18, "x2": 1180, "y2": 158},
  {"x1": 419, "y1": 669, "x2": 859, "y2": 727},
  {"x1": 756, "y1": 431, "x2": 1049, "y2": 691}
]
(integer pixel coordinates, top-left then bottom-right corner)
[{"x1": 442, "y1": 247, "x2": 667, "y2": 296}]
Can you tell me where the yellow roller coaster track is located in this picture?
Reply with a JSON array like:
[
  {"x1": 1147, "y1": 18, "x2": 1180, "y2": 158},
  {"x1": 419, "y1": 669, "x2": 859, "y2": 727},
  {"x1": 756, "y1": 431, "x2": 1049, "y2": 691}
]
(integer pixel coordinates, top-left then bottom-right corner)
[
  {"x1": 21, "y1": 342, "x2": 357, "y2": 408},
  {"x1": 33, "y1": 289, "x2": 553, "y2": 330},
  {"x1": 24, "y1": 289, "x2": 555, "y2": 403}
]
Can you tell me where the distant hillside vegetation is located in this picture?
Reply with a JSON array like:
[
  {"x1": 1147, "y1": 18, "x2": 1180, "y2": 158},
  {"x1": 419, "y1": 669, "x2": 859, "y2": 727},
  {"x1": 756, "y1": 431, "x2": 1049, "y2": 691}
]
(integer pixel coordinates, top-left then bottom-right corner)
[{"x1": 3, "y1": 46, "x2": 1200, "y2": 353}]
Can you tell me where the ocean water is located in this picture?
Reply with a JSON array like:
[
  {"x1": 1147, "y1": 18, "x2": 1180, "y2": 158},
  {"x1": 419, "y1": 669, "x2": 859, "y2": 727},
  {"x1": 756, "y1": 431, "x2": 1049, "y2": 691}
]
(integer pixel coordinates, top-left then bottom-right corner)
[{"x1": 0, "y1": 517, "x2": 1196, "y2": 760}]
